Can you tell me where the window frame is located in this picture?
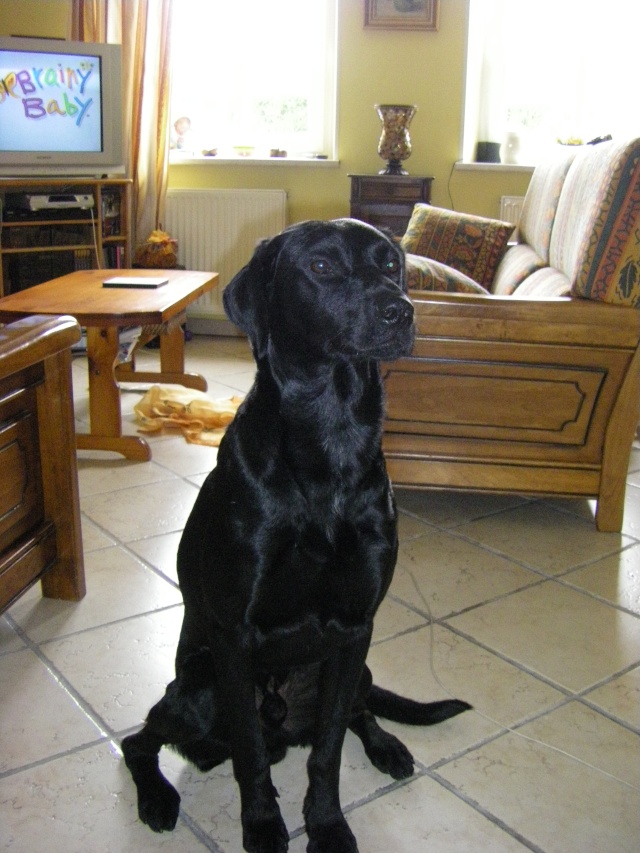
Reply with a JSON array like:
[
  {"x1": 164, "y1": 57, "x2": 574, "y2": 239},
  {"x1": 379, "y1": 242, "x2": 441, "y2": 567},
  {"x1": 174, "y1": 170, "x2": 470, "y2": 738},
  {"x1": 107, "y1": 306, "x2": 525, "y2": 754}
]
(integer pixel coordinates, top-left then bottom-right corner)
[{"x1": 168, "y1": 0, "x2": 338, "y2": 166}]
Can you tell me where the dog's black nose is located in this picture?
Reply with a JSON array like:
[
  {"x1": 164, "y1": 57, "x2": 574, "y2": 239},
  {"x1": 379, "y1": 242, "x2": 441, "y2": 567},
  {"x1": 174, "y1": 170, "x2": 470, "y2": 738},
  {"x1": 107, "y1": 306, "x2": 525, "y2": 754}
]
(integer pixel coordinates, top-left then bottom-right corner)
[{"x1": 379, "y1": 298, "x2": 414, "y2": 326}]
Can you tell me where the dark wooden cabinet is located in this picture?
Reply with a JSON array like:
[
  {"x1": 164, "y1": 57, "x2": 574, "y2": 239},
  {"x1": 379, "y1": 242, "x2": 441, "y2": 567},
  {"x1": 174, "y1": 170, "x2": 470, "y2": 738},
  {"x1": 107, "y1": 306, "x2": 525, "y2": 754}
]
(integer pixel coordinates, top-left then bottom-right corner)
[{"x1": 349, "y1": 174, "x2": 433, "y2": 237}]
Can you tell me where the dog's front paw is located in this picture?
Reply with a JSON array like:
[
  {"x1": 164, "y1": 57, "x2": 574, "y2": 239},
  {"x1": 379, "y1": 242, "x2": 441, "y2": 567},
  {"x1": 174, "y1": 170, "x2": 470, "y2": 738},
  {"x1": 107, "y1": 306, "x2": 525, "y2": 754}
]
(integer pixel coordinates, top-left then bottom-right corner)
[
  {"x1": 137, "y1": 777, "x2": 181, "y2": 832},
  {"x1": 307, "y1": 818, "x2": 358, "y2": 853},
  {"x1": 242, "y1": 812, "x2": 289, "y2": 853}
]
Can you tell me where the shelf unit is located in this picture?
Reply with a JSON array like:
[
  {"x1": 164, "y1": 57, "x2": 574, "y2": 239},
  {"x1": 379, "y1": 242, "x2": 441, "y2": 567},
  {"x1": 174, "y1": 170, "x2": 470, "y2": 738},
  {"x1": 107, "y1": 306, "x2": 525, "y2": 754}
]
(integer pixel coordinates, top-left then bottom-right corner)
[{"x1": 0, "y1": 177, "x2": 132, "y2": 296}]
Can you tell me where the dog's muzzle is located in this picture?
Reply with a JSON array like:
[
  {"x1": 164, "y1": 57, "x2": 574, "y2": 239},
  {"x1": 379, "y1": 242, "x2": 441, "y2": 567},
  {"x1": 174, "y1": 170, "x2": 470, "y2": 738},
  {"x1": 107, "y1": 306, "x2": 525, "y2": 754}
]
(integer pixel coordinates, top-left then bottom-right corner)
[
  {"x1": 379, "y1": 296, "x2": 414, "y2": 328},
  {"x1": 372, "y1": 294, "x2": 415, "y2": 359}
]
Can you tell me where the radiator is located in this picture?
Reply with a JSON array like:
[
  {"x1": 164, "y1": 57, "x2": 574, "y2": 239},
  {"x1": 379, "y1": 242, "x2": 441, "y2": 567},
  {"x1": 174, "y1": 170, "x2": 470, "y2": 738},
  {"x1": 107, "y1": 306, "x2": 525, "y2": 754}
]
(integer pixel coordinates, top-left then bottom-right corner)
[
  {"x1": 164, "y1": 189, "x2": 287, "y2": 329},
  {"x1": 499, "y1": 195, "x2": 525, "y2": 241}
]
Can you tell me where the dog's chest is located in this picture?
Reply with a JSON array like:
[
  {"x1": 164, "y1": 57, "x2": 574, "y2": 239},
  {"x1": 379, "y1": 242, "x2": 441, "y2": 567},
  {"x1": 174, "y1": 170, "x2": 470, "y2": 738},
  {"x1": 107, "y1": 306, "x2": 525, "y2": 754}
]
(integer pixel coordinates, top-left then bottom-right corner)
[{"x1": 249, "y1": 514, "x2": 393, "y2": 665}]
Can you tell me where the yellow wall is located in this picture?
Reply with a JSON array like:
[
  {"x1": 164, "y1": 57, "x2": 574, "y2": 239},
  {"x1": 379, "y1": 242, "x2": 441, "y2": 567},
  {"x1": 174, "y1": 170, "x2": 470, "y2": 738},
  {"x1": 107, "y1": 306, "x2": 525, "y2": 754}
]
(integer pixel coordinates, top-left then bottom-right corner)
[
  {"x1": 0, "y1": 0, "x2": 67, "y2": 37},
  {"x1": 0, "y1": 0, "x2": 532, "y2": 222}
]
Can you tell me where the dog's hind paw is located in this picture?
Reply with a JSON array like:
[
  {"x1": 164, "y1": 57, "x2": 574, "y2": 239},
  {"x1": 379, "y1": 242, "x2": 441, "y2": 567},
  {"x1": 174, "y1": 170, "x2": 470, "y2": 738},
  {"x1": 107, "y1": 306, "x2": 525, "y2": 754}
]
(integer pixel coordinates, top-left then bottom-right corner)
[{"x1": 137, "y1": 779, "x2": 181, "y2": 833}]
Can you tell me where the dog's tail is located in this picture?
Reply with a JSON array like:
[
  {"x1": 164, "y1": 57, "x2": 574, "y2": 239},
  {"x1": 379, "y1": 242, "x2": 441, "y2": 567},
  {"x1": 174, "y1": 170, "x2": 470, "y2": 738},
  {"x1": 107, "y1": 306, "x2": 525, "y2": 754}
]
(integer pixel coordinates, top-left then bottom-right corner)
[{"x1": 368, "y1": 685, "x2": 472, "y2": 725}]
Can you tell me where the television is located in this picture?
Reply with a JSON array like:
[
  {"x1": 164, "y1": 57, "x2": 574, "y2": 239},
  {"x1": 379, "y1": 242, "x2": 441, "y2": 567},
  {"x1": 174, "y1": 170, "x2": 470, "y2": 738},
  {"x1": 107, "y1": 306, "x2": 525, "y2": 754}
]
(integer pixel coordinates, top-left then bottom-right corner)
[{"x1": 0, "y1": 36, "x2": 124, "y2": 177}]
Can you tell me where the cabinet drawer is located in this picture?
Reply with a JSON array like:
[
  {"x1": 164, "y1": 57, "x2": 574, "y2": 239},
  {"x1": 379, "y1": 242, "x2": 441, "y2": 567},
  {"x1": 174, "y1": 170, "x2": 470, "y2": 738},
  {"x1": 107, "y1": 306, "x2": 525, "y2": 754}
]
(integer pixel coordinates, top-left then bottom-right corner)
[{"x1": 354, "y1": 179, "x2": 429, "y2": 203}]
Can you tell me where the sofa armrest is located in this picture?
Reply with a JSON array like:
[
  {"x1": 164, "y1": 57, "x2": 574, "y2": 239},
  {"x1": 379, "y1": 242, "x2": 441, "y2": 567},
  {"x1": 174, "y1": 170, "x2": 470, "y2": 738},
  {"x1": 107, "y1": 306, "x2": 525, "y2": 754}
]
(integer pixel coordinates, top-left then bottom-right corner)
[
  {"x1": 406, "y1": 290, "x2": 639, "y2": 348},
  {"x1": 385, "y1": 292, "x2": 640, "y2": 531}
]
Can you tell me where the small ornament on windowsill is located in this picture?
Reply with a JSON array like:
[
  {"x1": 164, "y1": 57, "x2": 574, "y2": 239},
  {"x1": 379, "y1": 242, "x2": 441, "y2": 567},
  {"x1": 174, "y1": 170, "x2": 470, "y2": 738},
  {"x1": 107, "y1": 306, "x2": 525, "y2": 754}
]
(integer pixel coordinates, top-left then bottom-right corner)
[{"x1": 375, "y1": 104, "x2": 417, "y2": 175}]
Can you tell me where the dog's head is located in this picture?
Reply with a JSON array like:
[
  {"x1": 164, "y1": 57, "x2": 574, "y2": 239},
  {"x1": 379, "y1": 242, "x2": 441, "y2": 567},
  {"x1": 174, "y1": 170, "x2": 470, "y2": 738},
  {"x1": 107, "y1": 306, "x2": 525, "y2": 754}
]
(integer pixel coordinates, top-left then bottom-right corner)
[{"x1": 223, "y1": 218, "x2": 415, "y2": 364}]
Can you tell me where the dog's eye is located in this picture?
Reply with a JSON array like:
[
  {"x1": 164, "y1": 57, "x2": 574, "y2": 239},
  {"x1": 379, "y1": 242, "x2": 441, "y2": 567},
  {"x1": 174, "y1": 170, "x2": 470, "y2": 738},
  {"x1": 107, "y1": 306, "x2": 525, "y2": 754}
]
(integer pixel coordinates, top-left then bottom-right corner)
[
  {"x1": 310, "y1": 259, "x2": 331, "y2": 274},
  {"x1": 385, "y1": 259, "x2": 400, "y2": 274}
]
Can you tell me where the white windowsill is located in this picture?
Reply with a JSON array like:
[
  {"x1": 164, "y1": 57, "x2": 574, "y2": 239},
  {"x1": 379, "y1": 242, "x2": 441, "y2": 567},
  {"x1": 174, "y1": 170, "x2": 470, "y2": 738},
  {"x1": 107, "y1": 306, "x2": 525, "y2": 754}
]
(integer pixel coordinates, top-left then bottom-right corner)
[
  {"x1": 170, "y1": 154, "x2": 340, "y2": 168},
  {"x1": 455, "y1": 161, "x2": 535, "y2": 174}
]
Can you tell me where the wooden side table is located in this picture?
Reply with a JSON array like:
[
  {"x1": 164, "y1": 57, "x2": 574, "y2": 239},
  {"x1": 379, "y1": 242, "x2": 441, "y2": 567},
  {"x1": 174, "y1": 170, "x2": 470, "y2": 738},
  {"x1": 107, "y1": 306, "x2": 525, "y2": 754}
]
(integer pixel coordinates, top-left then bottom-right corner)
[
  {"x1": 0, "y1": 269, "x2": 218, "y2": 461},
  {"x1": 349, "y1": 174, "x2": 434, "y2": 237}
]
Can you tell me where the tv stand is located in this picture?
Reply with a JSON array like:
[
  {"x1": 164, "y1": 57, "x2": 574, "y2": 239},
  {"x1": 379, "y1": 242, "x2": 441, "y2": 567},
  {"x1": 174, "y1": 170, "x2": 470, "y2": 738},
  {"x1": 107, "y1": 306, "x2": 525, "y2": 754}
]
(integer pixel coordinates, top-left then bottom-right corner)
[{"x1": 0, "y1": 177, "x2": 132, "y2": 296}]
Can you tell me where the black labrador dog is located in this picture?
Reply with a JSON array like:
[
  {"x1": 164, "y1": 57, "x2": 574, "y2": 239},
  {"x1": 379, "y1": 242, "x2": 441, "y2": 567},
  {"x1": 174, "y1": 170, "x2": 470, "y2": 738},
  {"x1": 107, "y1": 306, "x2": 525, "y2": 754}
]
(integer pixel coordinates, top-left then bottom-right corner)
[{"x1": 122, "y1": 219, "x2": 470, "y2": 853}]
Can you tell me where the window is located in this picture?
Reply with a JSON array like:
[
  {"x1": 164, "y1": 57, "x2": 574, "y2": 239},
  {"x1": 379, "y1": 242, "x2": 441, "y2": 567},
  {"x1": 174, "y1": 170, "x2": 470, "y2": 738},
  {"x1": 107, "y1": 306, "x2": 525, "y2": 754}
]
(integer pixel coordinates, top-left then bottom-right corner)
[
  {"x1": 463, "y1": 0, "x2": 640, "y2": 164},
  {"x1": 169, "y1": 0, "x2": 337, "y2": 161}
]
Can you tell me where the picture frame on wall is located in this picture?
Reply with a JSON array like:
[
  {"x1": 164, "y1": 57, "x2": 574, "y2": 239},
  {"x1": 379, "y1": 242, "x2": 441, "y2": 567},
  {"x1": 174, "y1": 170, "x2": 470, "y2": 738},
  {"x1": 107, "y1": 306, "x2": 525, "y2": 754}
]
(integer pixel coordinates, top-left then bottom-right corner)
[{"x1": 364, "y1": 0, "x2": 439, "y2": 31}]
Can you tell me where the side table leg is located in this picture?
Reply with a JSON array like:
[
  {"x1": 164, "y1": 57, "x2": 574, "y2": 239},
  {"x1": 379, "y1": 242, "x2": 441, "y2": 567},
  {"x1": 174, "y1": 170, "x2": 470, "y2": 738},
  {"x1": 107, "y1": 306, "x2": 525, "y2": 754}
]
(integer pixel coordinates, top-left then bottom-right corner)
[
  {"x1": 114, "y1": 322, "x2": 208, "y2": 392},
  {"x1": 76, "y1": 326, "x2": 150, "y2": 461}
]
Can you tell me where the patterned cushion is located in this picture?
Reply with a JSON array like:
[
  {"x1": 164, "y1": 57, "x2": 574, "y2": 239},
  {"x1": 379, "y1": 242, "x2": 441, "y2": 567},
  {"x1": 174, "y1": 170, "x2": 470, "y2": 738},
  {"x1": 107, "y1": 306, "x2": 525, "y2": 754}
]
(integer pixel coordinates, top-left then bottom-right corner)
[
  {"x1": 405, "y1": 254, "x2": 490, "y2": 294},
  {"x1": 518, "y1": 146, "x2": 579, "y2": 261},
  {"x1": 553, "y1": 138, "x2": 640, "y2": 307},
  {"x1": 492, "y1": 244, "x2": 547, "y2": 295},
  {"x1": 401, "y1": 205, "x2": 515, "y2": 289}
]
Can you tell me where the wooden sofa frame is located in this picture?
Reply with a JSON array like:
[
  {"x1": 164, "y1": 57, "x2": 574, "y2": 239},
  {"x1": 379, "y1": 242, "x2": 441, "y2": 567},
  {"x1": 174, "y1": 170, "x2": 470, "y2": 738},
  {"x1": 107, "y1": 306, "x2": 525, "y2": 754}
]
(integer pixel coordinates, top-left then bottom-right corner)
[
  {"x1": 0, "y1": 315, "x2": 85, "y2": 612},
  {"x1": 382, "y1": 291, "x2": 640, "y2": 532}
]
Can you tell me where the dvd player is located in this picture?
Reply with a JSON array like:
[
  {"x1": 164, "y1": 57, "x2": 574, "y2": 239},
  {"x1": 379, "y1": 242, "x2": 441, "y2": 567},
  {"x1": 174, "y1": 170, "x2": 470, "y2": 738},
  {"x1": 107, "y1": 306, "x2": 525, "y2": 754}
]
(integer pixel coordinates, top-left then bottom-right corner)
[{"x1": 10, "y1": 193, "x2": 95, "y2": 212}]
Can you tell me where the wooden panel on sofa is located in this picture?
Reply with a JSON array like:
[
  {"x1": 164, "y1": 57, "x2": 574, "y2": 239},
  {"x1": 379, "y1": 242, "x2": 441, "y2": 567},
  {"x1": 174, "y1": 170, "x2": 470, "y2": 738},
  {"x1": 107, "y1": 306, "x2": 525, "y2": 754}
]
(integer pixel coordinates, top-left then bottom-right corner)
[
  {"x1": 382, "y1": 293, "x2": 640, "y2": 532},
  {"x1": 0, "y1": 315, "x2": 85, "y2": 612}
]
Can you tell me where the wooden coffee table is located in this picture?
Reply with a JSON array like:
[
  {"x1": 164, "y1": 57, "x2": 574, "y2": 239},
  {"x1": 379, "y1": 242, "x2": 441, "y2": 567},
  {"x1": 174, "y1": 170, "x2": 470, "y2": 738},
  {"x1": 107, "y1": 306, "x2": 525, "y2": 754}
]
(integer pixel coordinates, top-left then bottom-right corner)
[{"x1": 0, "y1": 269, "x2": 219, "y2": 461}]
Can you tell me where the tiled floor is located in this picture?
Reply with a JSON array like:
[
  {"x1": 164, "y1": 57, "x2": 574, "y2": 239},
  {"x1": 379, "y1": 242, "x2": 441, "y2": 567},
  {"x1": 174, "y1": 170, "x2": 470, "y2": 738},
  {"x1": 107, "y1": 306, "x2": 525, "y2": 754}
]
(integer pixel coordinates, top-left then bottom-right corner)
[{"x1": 1, "y1": 335, "x2": 639, "y2": 852}]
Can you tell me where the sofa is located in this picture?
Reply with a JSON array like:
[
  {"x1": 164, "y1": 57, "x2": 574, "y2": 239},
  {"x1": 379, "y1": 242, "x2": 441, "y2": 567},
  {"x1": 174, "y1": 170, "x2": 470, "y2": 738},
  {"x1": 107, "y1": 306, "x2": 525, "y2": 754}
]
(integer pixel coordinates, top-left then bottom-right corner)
[{"x1": 382, "y1": 137, "x2": 640, "y2": 532}]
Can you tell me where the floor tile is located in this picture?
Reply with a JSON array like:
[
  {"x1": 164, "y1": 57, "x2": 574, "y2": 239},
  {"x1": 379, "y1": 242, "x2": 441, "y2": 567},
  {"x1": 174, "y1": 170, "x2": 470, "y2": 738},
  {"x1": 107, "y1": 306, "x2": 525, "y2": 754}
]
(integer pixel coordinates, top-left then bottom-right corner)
[
  {"x1": 394, "y1": 488, "x2": 530, "y2": 529},
  {"x1": 454, "y1": 501, "x2": 632, "y2": 575},
  {"x1": 365, "y1": 625, "x2": 564, "y2": 767},
  {"x1": 0, "y1": 616, "x2": 25, "y2": 653},
  {"x1": 128, "y1": 531, "x2": 183, "y2": 585},
  {"x1": 396, "y1": 509, "x2": 435, "y2": 540},
  {"x1": 0, "y1": 649, "x2": 104, "y2": 774},
  {"x1": 77, "y1": 457, "x2": 177, "y2": 498},
  {"x1": 447, "y1": 581, "x2": 640, "y2": 691},
  {"x1": 437, "y1": 702, "x2": 640, "y2": 853},
  {"x1": 371, "y1": 595, "x2": 428, "y2": 643},
  {"x1": 583, "y1": 665, "x2": 640, "y2": 730},
  {"x1": 138, "y1": 434, "x2": 218, "y2": 477},
  {"x1": 0, "y1": 742, "x2": 206, "y2": 852},
  {"x1": 152, "y1": 729, "x2": 450, "y2": 852},
  {"x1": 2, "y1": 342, "x2": 637, "y2": 852},
  {"x1": 289, "y1": 773, "x2": 529, "y2": 852},
  {"x1": 620, "y1": 484, "x2": 640, "y2": 539},
  {"x1": 80, "y1": 516, "x2": 116, "y2": 553},
  {"x1": 7, "y1": 547, "x2": 183, "y2": 644},
  {"x1": 42, "y1": 608, "x2": 183, "y2": 733},
  {"x1": 562, "y1": 541, "x2": 640, "y2": 615},
  {"x1": 391, "y1": 530, "x2": 540, "y2": 619},
  {"x1": 80, "y1": 479, "x2": 199, "y2": 542}
]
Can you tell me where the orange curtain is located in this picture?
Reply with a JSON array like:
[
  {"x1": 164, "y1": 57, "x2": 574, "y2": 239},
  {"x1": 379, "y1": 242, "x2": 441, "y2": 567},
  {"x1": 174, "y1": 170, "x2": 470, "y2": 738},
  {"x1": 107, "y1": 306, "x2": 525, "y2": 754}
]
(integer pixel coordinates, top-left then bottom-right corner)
[{"x1": 71, "y1": 0, "x2": 173, "y2": 245}]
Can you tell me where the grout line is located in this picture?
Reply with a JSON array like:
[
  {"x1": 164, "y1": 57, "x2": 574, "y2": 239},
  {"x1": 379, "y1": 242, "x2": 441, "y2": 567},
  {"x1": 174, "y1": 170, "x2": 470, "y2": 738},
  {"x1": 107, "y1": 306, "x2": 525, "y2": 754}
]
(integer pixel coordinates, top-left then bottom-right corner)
[
  {"x1": 386, "y1": 573, "x2": 549, "y2": 624},
  {"x1": 0, "y1": 736, "x2": 110, "y2": 781},
  {"x1": 4, "y1": 598, "x2": 183, "y2": 649},
  {"x1": 426, "y1": 770, "x2": 546, "y2": 852}
]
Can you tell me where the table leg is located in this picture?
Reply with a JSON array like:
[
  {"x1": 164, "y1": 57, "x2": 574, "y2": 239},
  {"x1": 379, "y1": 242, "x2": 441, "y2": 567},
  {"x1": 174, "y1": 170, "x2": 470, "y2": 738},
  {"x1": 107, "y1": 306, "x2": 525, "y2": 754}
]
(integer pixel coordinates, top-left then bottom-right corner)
[
  {"x1": 114, "y1": 322, "x2": 208, "y2": 392},
  {"x1": 76, "y1": 326, "x2": 150, "y2": 461}
]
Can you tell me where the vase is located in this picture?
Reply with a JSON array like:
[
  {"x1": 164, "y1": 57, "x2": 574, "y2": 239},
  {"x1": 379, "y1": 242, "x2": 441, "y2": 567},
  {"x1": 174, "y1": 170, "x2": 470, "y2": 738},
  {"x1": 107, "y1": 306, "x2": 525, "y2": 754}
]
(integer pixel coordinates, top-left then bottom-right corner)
[
  {"x1": 502, "y1": 132, "x2": 520, "y2": 165},
  {"x1": 375, "y1": 104, "x2": 417, "y2": 175}
]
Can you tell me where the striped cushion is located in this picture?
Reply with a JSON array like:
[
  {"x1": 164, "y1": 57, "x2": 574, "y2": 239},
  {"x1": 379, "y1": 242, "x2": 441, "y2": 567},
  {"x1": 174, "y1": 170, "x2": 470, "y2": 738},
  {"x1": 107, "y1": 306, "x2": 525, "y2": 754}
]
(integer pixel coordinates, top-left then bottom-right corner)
[
  {"x1": 518, "y1": 146, "x2": 578, "y2": 261},
  {"x1": 492, "y1": 244, "x2": 547, "y2": 295},
  {"x1": 554, "y1": 138, "x2": 640, "y2": 307},
  {"x1": 405, "y1": 254, "x2": 490, "y2": 294},
  {"x1": 514, "y1": 267, "x2": 571, "y2": 298},
  {"x1": 401, "y1": 205, "x2": 515, "y2": 289}
]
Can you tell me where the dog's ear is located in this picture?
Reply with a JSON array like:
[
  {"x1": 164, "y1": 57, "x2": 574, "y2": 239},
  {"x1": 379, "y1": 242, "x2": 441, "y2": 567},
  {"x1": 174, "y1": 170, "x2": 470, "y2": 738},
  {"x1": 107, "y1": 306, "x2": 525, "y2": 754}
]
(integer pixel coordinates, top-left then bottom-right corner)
[{"x1": 223, "y1": 236, "x2": 280, "y2": 359}]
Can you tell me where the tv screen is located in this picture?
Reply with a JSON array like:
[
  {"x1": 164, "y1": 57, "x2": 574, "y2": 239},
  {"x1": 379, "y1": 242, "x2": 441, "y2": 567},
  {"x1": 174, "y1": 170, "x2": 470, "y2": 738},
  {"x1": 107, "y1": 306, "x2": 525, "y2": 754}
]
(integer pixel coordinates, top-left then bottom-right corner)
[{"x1": 0, "y1": 37, "x2": 124, "y2": 176}]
